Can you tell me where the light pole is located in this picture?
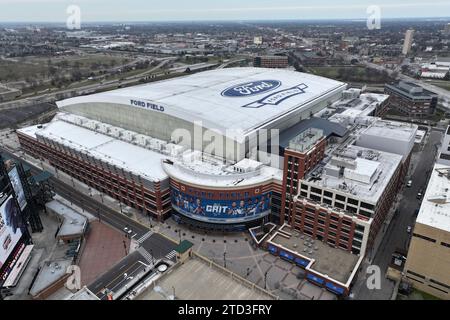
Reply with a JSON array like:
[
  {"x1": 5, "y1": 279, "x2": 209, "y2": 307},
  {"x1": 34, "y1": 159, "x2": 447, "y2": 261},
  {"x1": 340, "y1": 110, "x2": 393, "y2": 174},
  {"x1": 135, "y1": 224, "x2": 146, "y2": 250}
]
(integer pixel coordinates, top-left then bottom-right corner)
[
  {"x1": 246, "y1": 267, "x2": 251, "y2": 277},
  {"x1": 97, "y1": 207, "x2": 101, "y2": 222},
  {"x1": 223, "y1": 251, "x2": 227, "y2": 268},
  {"x1": 172, "y1": 286, "x2": 175, "y2": 299},
  {"x1": 264, "y1": 270, "x2": 269, "y2": 290},
  {"x1": 178, "y1": 229, "x2": 182, "y2": 244},
  {"x1": 123, "y1": 239, "x2": 127, "y2": 256}
]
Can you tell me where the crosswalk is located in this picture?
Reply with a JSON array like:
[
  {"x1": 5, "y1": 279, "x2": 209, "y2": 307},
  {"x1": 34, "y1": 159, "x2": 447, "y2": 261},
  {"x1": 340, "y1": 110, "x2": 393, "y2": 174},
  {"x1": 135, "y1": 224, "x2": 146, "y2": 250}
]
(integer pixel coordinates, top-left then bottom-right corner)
[
  {"x1": 165, "y1": 250, "x2": 177, "y2": 260},
  {"x1": 138, "y1": 247, "x2": 154, "y2": 263},
  {"x1": 136, "y1": 231, "x2": 153, "y2": 244}
]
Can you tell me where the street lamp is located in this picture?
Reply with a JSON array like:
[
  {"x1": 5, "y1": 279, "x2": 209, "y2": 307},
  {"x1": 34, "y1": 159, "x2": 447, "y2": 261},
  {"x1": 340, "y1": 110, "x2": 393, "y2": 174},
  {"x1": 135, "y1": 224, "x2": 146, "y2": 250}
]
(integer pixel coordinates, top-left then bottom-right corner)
[
  {"x1": 264, "y1": 270, "x2": 269, "y2": 290},
  {"x1": 223, "y1": 252, "x2": 227, "y2": 268},
  {"x1": 172, "y1": 286, "x2": 175, "y2": 299},
  {"x1": 122, "y1": 239, "x2": 127, "y2": 256}
]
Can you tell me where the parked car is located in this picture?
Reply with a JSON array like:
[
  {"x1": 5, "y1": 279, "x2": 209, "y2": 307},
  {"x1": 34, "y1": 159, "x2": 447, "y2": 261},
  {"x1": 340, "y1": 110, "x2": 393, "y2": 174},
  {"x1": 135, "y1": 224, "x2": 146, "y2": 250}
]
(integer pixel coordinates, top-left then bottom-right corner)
[
  {"x1": 407, "y1": 226, "x2": 412, "y2": 234},
  {"x1": 406, "y1": 180, "x2": 412, "y2": 187},
  {"x1": 417, "y1": 189, "x2": 424, "y2": 199}
]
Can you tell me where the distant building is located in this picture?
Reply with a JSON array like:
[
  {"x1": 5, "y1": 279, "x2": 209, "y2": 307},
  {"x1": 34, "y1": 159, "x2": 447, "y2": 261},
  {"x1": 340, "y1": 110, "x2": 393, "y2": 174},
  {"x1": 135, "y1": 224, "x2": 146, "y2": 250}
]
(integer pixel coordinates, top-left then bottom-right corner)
[
  {"x1": 253, "y1": 36, "x2": 263, "y2": 45},
  {"x1": 402, "y1": 29, "x2": 414, "y2": 55},
  {"x1": 384, "y1": 81, "x2": 438, "y2": 117},
  {"x1": 403, "y1": 126, "x2": 450, "y2": 299},
  {"x1": 253, "y1": 55, "x2": 288, "y2": 69},
  {"x1": 444, "y1": 23, "x2": 450, "y2": 36}
]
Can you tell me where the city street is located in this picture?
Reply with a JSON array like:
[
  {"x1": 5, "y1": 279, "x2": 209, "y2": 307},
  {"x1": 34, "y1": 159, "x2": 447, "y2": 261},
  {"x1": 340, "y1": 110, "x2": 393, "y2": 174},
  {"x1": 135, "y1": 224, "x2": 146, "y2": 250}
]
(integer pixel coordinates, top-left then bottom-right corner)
[{"x1": 350, "y1": 128, "x2": 443, "y2": 299}]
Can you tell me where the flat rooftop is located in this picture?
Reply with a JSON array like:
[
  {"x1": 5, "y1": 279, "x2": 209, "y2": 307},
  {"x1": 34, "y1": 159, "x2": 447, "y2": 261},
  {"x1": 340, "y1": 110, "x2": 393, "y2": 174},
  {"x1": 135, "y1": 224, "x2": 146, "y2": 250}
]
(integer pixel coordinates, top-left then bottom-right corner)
[
  {"x1": 270, "y1": 227, "x2": 359, "y2": 284},
  {"x1": 331, "y1": 93, "x2": 390, "y2": 117},
  {"x1": 45, "y1": 200, "x2": 87, "y2": 237},
  {"x1": 416, "y1": 163, "x2": 450, "y2": 232},
  {"x1": 18, "y1": 120, "x2": 168, "y2": 182},
  {"x1": 137, "y1": 257, "x2": 275, "y2": 300},
  {"x1": 162, "y1": 151, "x2": 282, "y2": 188},
  {"x1": 305, "y1": 144, "x2": 402, "y2": 204},
  {"x1": 360, "y1": 119, "x2": 417, "y2": 143},
  {"x1": 29, "y1": 259, "x2": 73, "y2": 297},
  {"x1": 57, "y1": 67, "x2": 346, "y2": 135},
  {"x1": 386, "y1": 81, "x2": 437, "y2": 99}
]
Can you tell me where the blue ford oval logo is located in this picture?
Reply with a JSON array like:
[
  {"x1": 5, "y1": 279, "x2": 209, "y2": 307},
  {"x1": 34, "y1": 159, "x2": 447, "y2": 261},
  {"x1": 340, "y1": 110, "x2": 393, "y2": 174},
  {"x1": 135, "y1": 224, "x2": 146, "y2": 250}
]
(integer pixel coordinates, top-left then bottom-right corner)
[{"x1": 221, "y1": 80, "x2": 281, "y2": 97}]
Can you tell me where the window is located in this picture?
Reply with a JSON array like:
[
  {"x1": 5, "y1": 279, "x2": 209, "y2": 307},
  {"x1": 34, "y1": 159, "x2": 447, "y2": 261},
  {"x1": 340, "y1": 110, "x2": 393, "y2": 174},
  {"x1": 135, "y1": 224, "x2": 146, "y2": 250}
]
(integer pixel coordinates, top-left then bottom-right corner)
[
  {"x1": 330, "y1": 215, "x2": 339, "y2": 222},
  {"x1": 347, "y1": 198, "x2": 359, "y2": 206},
  {"x1": 406, "y1": 270, "x2": 425, "y2": 279},
  {"x1": 336, "y1": 194, "x2": 345, "y2": 202},
  {"x1": 304, "y1": 222, "x2": 314, "y2": 229},
  {"x1": 359, "y1": 210, "x2": 371, "y2": 218},
  {"x1": 441, "y1": 242, "x2": 450, "y2": 248},
  {"x1": 323, "y1": 198, "x2": 332, "y2": 205},
  {"x1": 413, "y1": 233, "x2": 436, "y2": 243},
  {"x1": 361, "y1": 202, "x2": 375, "y2": 210},
  {"x1": 301, "y1": 184, "x2": 308, "y2": 190},
  {"x1": 310, "y1": 194, "x2": 321, "y2": 202},
  {"x1": 324, "y1": 191, "x2": 333, "y2": 198},
  {"x1": 306, "y1": 206, "x2": 315, "y2": 213},
  {"x1": 335, "y1": 202, "x2": 345, "y2": 209},
  {"x1": 342, "y1": 219, "x2": 352, "y2": 226},
  {"x1": 430, "y1": 279, "x2": 450, "y2": 290},
  {"x1": 311, "y1": 187, "x2": 322, "y2": 195},
  {"x1": 329, "y1": 224, "x2": 338, "y2": 230}
]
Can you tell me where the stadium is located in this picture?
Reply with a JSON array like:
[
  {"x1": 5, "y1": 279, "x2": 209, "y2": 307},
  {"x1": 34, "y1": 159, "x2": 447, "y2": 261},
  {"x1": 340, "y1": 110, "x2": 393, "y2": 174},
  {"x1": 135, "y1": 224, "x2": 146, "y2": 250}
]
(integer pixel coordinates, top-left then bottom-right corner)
[{"x1": 17, "y1": 67, "x2": 347, "y2": 230}]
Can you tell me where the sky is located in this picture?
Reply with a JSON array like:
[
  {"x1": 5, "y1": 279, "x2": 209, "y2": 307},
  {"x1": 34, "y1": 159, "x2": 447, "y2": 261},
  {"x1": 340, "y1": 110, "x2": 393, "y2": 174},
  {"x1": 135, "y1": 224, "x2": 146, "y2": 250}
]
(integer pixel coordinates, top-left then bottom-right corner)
[{"x1": 0, "y1": 0, "x2": 449, "y2": 22}]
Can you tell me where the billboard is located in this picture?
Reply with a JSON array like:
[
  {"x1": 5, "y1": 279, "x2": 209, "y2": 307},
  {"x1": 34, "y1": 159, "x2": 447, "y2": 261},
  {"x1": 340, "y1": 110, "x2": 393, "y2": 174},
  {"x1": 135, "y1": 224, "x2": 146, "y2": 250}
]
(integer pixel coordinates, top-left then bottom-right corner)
[
  {"x1": 171, "y1": 188, "x2": 271, "y2": 224},
  {"x1": 0, "y1": 196, "x2": 24, "y2": 269},
  {"x1": 8, "y1": 167, "x2": 27, "y2": 211}
]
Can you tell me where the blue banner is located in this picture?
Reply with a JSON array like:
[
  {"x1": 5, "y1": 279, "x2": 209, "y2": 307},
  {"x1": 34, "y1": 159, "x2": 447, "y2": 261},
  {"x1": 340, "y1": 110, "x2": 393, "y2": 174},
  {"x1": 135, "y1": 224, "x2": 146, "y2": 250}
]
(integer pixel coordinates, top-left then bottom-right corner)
[
  {"x1": 307, "y1": 273, "x2": 324, "y2": 285},
  {"x1": 171, "y1": 188, "x2": 272, "y2": 224},
  {"x1": 279, "y1": 250, "x2": 294, "y2": 261},
  {"x1": 325, "y1": 282, "x2": 345, "y2": 295},
  {"x1": 295, "y1": 257, "x2": 310, "y2": 268}
]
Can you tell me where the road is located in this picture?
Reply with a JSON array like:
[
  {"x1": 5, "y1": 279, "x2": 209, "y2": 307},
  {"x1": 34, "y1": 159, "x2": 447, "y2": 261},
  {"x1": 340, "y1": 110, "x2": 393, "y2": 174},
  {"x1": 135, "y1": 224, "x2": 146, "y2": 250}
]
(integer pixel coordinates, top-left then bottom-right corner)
[
  {"x1": 362, "y1": 60, "x2": 450, "y2": 109},
  {"x1": 350, "y1": 128, "x2": 443, "y2": 299},
  {"x1": 0, "y1": 57, "x2": 176, "y2": 110}
]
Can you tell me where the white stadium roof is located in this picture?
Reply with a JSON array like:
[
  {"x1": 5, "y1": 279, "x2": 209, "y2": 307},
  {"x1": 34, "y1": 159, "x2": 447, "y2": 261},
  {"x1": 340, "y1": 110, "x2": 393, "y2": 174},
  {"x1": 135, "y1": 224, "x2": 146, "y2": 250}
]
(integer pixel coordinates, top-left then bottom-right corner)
[{"x1": 57, "y1": 68, "x2": 346, "y2": 135}]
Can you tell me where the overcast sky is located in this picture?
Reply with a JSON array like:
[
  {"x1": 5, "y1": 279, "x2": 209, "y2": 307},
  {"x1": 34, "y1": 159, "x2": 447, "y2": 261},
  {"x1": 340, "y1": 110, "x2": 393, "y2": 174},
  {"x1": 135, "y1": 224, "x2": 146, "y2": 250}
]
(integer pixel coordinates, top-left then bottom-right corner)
[{"x1": 0, "y1": 0, "x2": 449, "y2": 22}]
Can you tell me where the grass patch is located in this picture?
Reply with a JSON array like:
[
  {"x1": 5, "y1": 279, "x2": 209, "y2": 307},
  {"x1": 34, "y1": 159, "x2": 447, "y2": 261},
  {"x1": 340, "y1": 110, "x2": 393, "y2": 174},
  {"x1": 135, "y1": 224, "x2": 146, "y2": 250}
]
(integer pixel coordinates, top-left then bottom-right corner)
[{"x1": 307, "y1": 66, "x2": 393, "y2": 84}]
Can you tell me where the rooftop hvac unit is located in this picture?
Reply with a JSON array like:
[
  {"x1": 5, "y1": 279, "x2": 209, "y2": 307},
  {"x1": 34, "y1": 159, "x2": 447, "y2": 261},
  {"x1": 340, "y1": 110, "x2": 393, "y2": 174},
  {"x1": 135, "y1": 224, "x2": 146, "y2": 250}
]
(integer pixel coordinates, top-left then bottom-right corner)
[
  {"x1": 85, "y1": 121, "x2": 98, "y2": 130},
  {"x1": 97, "y1": 123, "x2": 110, "y2": 134},
  {"x1": 110, "y1": 127, "x2": 122, "y2": 138},
  {"x1": 122, "y1": 131, "x2": 135, "y2": 142},
  {"x1": 166, "y1": 143, "x2": 184, "y2": 157},
  {"x1": 135, "y1": 135, "x2": 147, "y2": 147}
]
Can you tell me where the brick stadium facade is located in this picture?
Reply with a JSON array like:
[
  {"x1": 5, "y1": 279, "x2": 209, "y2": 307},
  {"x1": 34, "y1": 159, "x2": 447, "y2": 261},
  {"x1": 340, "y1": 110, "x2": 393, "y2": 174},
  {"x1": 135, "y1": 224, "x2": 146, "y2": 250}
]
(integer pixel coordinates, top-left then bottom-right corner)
[{"x1": 17, "y1": 131, "x2": 172, "y2": 221}]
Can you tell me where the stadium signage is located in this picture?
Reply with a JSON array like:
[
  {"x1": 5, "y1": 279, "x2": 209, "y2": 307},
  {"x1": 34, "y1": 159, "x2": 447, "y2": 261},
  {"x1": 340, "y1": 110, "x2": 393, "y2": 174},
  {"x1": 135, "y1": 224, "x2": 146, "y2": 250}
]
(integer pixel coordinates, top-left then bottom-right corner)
[
  {"x1": 242, "y1": 83, "x2": 308, "y2": 108},
  {"x1": 130, "y1": 99, "x2": 164, "y2": 112},
  {"x1": 221, "y1": 80, "x2": 281, "y2": 97}
]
